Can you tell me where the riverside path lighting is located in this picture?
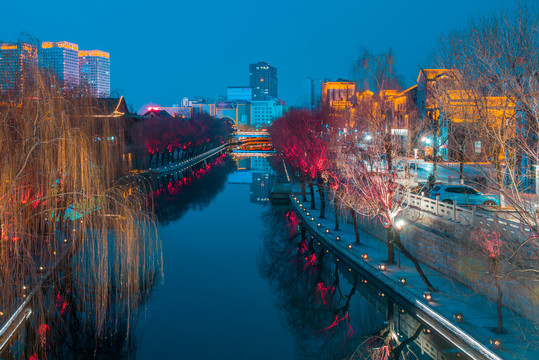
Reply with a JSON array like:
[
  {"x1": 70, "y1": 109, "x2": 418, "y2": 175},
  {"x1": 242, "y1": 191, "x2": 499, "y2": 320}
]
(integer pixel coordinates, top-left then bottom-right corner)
[
  {"x1": 317, "y1": 223, "x2": 321, "y2": 227},
  {"x1": 325, "y1": 229, "x2": 330, "y2": 233},
  {"x1": 490, "y1": 339, "x2": 501, "y2": 349},
  {"x1": 361, "y1": 253, "x2": 368, "y2": 260},
  {"x1": 306, "y1": 212, "x2": 310, "y2": 216},
  {"x1": 423, "y1": 291, "x2": 432, "y2": 301},
  {"x1": 454, "y1": 313, "x2": 463, "y2": 322},
  {"x1": 398, "y1": 277, "x2": 407, "y2": 285},
  {"x1": 378, "y1": 264, "x2": 386, "y2": 271},
  {"x1": 335, "y1": 236, "x2": 340, "y2": 241},
  {"x1": 347, "y1": 244, "x2": 353, "y2": 250},
  {"x1": 311, "y1": 217, "x2": 315, "y2": 221}
]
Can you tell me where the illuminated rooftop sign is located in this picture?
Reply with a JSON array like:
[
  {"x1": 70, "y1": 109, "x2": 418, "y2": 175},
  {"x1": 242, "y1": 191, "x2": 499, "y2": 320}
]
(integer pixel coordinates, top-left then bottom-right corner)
[
  {"x1": 79, "y1": 50, "x2": 110, "y2": 59},
  {"x1": 41, "y1": 41, "x2": 79, "y2": 51},
  {"x1": 0, "y1": 44, "x2": 18, "y2": 50}
]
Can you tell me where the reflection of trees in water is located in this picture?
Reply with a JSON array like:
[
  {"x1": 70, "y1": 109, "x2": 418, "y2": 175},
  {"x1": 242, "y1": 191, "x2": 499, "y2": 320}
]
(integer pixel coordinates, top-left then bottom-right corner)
[
  {"x1": 148, "y1": 154, "x2": 235, "y2": 225},
  {"x1": 259, "y1": 208, "x2": 385, "y2": 360},
  {"x1": 4, "y1": 233, "x2": 160, "y2": 360}
]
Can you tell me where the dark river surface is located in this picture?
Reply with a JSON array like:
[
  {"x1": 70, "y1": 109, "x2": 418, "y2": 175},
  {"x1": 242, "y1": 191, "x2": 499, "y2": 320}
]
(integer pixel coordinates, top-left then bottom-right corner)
[
  {"x1": 136, "y1": 157, "x2": 297, "y2": 359},
  {"x1": 134, "y1": 155, "x2": 443, "y2": 360},
  {"x1": 1, "y1": 154, "x2": 463, "y2": 359}
]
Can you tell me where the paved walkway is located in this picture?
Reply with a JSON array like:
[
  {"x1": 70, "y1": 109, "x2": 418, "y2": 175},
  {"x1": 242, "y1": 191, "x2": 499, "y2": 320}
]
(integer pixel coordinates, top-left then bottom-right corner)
[{"x1": 289, "y1": 190, "x2": 539, "y2": 360}]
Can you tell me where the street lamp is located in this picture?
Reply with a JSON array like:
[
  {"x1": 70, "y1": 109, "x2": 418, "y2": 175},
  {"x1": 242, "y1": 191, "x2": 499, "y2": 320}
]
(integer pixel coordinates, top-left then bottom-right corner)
[{"x1": 414, "y1": 148, "x2": 419, "y2": 182}]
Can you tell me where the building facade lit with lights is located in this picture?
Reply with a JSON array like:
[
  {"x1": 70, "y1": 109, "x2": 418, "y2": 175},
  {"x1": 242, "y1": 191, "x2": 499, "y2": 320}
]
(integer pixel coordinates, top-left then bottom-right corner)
[
  {"x1": 249, "y1": 62, "x2": 277, "y2": 100},
  {"x1": 251, "y1": 99, "x2": 285, "y2": 128},
  {"x1": 322, "y1": 81, "x2": 357, "y2": 110},
  {"x1": 40, "y1": 41, "x2": 80, "y2": 92},
  {"x1": 79, "y1": 50, "x2": 110, "y2": 98},
  {"x1": 0, "y1": 42, "x2": 38, "y2": 96}
]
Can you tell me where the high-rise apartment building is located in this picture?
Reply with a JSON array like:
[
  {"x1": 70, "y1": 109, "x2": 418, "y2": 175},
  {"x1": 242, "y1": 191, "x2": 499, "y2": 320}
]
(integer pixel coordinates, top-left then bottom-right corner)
[
  {"x1": 79, "y1": 50, "x2": 111, "y2": 98},
  {"x1": 249, "y1": 62, "x2": 277, "y2": 100},
  {"x1": 0, "y1": 42, "x2": 38, "y2": 96},
  {"x1": 40, "y1": 41, "x2": 80, "y2": 92}
]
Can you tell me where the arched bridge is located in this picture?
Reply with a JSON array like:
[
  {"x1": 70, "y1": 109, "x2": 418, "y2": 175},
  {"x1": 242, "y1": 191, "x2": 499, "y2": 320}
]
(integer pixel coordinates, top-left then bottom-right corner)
[{"x1": 231, "y1": 131, "x2": 274, "y2": 155}]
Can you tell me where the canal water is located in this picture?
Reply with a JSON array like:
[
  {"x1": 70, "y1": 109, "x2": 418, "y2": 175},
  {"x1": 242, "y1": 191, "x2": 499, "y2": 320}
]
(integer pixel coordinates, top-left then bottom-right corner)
[
  {"x1": 135, "y1": 155, "x2": 458, "y2": 360},
  {"x1": 136, "y1": 156, "x2": 297, "y2": 359},
  {"x1": 2, "y1": 155, "x2": 463, "y2": 359}
]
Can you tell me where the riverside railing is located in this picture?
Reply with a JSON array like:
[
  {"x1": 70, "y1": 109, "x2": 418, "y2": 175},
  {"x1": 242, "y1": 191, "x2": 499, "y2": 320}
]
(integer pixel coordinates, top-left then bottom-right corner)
[{"x1": 396, "y1": 191, "x2": 533, "y2": 240}]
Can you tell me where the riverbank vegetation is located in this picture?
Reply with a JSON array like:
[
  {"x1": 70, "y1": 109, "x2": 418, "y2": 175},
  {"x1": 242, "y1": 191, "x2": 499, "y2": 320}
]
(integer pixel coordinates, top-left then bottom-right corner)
[
  {"x1": 270, "y1": 0, "x2": 538, "y2": 339},
  {"x1": 0, "y1": 68, "x2": 161, "y2": 357}
]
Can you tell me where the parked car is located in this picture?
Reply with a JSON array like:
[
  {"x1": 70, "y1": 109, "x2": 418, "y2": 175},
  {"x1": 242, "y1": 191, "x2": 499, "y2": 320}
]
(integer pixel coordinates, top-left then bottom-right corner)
[{"x1": 428, "y1": 184, "x2": 499, "y2": 206}]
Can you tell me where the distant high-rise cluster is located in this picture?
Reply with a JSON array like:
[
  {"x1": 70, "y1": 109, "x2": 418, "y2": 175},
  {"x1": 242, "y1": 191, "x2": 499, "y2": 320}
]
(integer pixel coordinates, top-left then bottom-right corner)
[
  {"x1": 0, "y1": 40, "x2": 110, "y2": 98},
  {"x1": 145, "y1": 60, "x2": 286, "y2": 128}
]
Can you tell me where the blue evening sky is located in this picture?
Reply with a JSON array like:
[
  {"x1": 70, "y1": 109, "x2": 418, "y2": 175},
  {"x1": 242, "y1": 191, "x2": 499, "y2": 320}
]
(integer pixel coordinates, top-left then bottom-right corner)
[{"x1": 0, "y1": 0, "x2": 510, "y2": 112}]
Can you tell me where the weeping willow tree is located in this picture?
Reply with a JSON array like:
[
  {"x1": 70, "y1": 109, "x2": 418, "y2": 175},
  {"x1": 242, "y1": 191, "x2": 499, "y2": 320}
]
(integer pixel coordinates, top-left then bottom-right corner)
[{"x1": 0, "y1": 66, "x2": 161, "y2": 356}]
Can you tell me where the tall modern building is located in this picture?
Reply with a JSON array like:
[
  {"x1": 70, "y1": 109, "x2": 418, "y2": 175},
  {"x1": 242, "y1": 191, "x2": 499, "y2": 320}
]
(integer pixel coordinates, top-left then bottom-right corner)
[
  {"x1": 40, "y1": 41, "x2": 80, "y2": 92},
  {"x1": 0, "y1": 42, "x2": 38, "y2": 96},
  {"x1": 303, "y1": 77, "x2": 322, "y2": 110},
  {"x1": 249, "y1": 62, "x2": 277, "y2": 100},
  {"x1": 79, "y1": 50, "x2": 111, "y2": 98}
]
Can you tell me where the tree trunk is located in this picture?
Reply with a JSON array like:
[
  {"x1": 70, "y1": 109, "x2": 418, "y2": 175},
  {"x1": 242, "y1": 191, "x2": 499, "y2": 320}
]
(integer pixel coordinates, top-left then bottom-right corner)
[
  {"x1": 350, "y1": 209, "x2": 359, "y2": 244},
  {"x1": 392, "y1": 324, "x2": 424, "y2": 359},
  {"x1": 387, "y1": 226, "x2": 395, "y2": 264},
  {"x1": 301, "y1": 182, "x2": 307, "y2": 202},
  {"x1": 495, "y1": 278, "x2": 504, "y2": 333},
  {"x1": 309, "y1": 182, "x2": 316, "y2": 209},
  {"x1": 334, "y1": 201, "x2": 340, "y2": 230},
  {"x1": 318, "y1": 178, "x2": 326, "y2": 219},
  {"x1": 394, "y1": 229, "x2": 435, "y2": 291}
]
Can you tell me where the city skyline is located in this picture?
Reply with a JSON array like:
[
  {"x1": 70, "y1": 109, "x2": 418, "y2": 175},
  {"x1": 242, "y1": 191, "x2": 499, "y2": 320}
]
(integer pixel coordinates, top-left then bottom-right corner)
[{"x1": 0, "y1": 0, "x2": 512, "y2": 111}]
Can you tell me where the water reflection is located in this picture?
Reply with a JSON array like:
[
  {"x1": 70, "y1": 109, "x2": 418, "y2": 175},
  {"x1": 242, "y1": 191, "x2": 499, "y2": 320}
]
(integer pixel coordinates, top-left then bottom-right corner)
[
  {"x1": 229, "y1": 156, "x2": 275, "y2": 204},
  {"x1": 3, "y1": 235, "x2": 159, "y2": 360},
  {"x1": 148, "y1": 154, "x2": 235, "y2": 224},
  {"x1": 259, "y1": 208, "x2": 384, "y2": 359},
  {"x1": 259, "y1": 208, "x2": 466, "y2": 360}
]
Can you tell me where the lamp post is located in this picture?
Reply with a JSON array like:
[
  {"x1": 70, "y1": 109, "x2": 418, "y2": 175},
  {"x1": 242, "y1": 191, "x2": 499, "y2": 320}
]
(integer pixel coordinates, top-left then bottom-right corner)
[
  {"x1": 414, "y1": 148, "x2": 418, "y2": 183},
  {"x1": 395, "y1": 219, "x2": 406, "y2": 268}
]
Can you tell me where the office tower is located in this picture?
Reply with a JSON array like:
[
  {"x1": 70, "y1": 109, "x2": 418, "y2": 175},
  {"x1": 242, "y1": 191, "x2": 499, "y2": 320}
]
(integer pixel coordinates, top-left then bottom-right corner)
[
  {"x1": 79, "y1": 50, "x2": 111, "y2": 98},
  {"x1": 0, "y1": 42, "x2": 38, "y2": 96},
  {"x1": 40, "y1": 41, "x2": 80, "y2": 92},
  {"x1": 249, "y1": 62, "x2": 277, "y2": 100},
  {"x1": 303, "y1": 77, "x2": 322, "y2": 110}
]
